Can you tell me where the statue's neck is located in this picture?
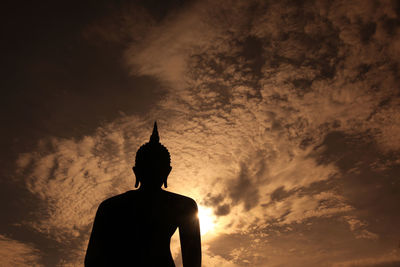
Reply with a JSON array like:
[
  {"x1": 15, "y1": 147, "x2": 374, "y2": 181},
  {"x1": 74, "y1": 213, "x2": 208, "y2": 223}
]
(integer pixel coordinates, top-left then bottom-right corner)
[{"x1": 137, "y1": 186, "x2": 163, "y2": 193}]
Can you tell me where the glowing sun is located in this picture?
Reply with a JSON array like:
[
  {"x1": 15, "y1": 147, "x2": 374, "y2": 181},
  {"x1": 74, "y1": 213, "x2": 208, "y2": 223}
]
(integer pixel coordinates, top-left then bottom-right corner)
[{"x1": 197, "y1": 205, "x2": 216, "y2": 235}]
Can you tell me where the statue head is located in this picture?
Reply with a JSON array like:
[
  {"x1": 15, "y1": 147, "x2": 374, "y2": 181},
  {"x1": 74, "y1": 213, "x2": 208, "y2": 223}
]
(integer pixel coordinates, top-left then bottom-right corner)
[{"x1": 133, "y1": 122, "x2": 172, "y2": 189}]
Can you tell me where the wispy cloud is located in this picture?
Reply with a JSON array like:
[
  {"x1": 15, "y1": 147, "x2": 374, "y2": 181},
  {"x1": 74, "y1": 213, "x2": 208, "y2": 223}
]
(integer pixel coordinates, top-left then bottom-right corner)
[
  {"x1": 0, "y1": 235, "x2": 42, "y2": 266},
  {"x1": 333, "y1": 252, "x2": 400, "y2": 267}
]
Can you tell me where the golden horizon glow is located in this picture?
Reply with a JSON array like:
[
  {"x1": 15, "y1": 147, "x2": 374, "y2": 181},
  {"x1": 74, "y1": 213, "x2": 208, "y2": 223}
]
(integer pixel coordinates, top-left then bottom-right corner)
[{"x1": 197, "y1": 205, "x2": 216, "y2": 236}]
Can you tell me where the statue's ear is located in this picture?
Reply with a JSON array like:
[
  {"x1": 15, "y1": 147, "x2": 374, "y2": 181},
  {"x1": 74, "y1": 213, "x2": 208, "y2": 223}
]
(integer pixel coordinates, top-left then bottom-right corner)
[
  {"x1": 133, "y1": 166, "x2": 140, "y2": 188},
  {"x1": 163, "y1": 166, "x2": 172, "y2": 188}
]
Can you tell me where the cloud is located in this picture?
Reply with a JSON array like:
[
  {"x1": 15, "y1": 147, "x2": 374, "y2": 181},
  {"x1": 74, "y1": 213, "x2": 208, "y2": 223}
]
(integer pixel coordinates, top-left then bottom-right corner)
[
  {"x1": 333, "y1": 252, "x2": 400, "y2": 267},
  {"x1": 344, "y1": 216, "x2": 379, "y2": 240},
  {"x1": 229, "y1": 163, "x2": 260, "y2": 211},
  {"x1": 124, "y1": 0, "x2": 221, "y2": 89},
  {"x1": 0, "y1": 235, "x2": 42, "y2": 266},
  {"x1": 16, "y1": 132, "x2": 129, "y2": 241},
  {"x1": 11, "y1": 0, "x2": 400, "y2": 265}
]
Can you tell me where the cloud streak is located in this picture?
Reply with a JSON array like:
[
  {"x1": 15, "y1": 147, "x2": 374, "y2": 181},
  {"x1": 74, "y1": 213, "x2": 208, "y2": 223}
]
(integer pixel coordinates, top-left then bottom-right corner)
[{"x1": 0, "y1": 235, "x2": 42, "y2": 266}]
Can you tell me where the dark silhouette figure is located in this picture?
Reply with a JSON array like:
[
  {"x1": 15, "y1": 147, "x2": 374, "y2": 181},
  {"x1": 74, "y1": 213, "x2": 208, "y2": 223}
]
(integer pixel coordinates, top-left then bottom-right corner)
[{"x1": 85, "y1": 122, "x2": 201, "y2": 266}]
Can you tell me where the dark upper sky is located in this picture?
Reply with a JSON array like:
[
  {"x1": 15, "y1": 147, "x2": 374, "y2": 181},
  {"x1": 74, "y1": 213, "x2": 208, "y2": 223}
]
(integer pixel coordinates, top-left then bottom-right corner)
[{"x1": 1, "y1": 0, "x2": 400, "y2": 266}]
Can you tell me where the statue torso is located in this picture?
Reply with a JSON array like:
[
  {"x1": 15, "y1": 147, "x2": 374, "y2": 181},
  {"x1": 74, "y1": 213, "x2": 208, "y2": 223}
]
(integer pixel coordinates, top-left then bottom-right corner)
[{"x1": 95, "y1": 189, "x2": 195, "y2": 266}]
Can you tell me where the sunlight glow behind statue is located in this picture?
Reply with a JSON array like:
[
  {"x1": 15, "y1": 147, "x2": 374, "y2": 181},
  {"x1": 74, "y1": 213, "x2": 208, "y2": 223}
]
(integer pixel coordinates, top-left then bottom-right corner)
[
  {"x1": 197, "y1": 205, "x2": 216, "y2": 235},
  {"x1": 85, "y1": 122, "x2": 201, "y2": 267}
]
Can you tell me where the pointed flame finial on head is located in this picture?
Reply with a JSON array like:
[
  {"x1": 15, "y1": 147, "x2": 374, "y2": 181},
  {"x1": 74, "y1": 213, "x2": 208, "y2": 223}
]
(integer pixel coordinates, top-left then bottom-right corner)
[{"x1": 150, "y1": 121, "x2": 160, "y2": 143}]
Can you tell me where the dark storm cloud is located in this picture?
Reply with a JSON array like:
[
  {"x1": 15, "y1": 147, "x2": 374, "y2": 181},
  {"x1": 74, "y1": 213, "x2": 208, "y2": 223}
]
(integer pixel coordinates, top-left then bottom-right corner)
[
  {"x1": 270, "y1": 186, "x2": 296, "y2": 202},
  {"x1": 203, "y1": 193, "x2": 231, "y2": 216},
  {"x1": 203, "y1": 193, "x2": 225, "y2": 206},
  {"x1": 215, "y1": 204, "x2": 231, "y2": 216},
  {"x1": 229, "y1": 163, "x2": 260, "y2": 211}
]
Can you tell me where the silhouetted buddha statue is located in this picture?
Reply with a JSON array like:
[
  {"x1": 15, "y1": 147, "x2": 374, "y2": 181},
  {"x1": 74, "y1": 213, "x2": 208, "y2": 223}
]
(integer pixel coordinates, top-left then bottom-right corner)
[{"x1": 85, "y1": 122, "x2": 201, "y2": 267}]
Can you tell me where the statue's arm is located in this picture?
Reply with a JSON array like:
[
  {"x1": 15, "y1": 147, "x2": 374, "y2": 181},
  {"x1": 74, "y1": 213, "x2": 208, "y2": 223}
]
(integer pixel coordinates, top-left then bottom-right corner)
[
  {"x1": 84, "y1": 202, "x2": 109, "y2": 267},
  {"x1": 179, "y1": 199, "x2": 202, "y2": 267}
]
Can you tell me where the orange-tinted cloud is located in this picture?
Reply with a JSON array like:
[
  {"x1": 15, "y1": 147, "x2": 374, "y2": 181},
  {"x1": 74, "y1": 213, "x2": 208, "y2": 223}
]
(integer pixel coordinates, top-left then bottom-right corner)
[{"x1": 0, "y1": 235, "x2": 41, "y2": 266}]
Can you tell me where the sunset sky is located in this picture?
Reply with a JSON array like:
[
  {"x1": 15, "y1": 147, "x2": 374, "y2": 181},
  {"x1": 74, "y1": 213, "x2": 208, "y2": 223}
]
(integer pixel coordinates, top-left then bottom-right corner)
[{"x1": 2, "y1": 0, "x2": 400, "y2": 266}]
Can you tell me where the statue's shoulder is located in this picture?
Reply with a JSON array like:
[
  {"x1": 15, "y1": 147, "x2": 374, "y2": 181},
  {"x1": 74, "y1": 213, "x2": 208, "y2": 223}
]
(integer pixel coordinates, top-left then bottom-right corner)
[
  {"x1": 162, "y1": 191, "x2": 198, "y2": 211},
  {"x1": 98, "y1": 191, "x2": 136, "y2": 209}
]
